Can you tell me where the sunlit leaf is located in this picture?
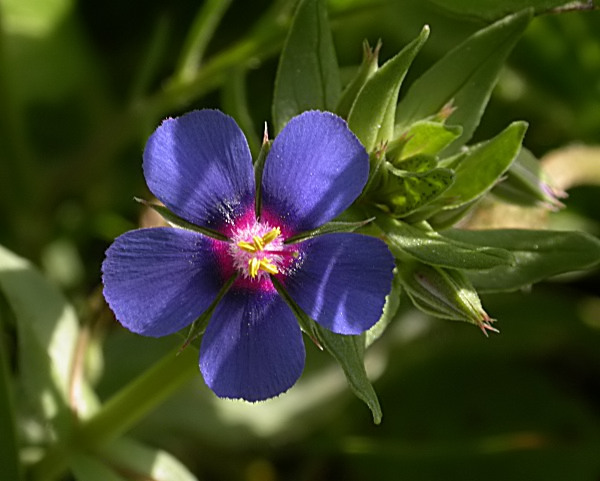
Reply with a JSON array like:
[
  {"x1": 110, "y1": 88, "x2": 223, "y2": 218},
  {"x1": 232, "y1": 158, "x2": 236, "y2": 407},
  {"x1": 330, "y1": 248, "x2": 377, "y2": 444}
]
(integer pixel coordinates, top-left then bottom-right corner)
[
  {"x1": 437, "y1": 121, "x2": 528, "y2": 209},
  {"x1": 348, "y1": 26, "x2": 429, "y2": 152},
  {"x1": 381, "y1": 217, "x2": 514, "y2": 269},
  {"x1": 314, "y1": 326, "x2": 382, "y2": 424},
  {"x1": 0, "y1": 244, "x2": 79, "y2": 434},
  {"x1": 102, "y1": 437, "x2": 198, "y2": 481},
  {"x1": 395, "y1": 10, "x2": 532, "y2": 152},
  {"x1": 445, "y1": 229, "x2": 600, "y2": 291}
]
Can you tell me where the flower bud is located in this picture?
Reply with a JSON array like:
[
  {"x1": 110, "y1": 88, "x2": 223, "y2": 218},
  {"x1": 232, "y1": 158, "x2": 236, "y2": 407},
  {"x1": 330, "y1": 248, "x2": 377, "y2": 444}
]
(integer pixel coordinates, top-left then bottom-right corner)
[{"x1": 397, "y1": 261, "x2": 497, "y2": 335}]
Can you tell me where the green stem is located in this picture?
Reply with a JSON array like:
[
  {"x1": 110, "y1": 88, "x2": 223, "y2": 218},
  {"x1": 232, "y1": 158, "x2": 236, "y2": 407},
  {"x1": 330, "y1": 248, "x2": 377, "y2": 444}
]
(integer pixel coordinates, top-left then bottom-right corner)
[
  {"x1": 29, "y1": 346, "x2": 199, "y2": 481},
  {"x1": 174, "y1": 0, "x2": 233, "y2": 83}
]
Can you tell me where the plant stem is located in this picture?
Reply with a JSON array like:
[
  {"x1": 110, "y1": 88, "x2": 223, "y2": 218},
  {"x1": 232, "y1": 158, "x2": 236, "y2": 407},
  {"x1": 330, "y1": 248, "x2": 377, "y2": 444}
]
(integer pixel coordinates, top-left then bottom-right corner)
[{"x1": 29, "y1": 346, "x2": 199, "y2": 481}]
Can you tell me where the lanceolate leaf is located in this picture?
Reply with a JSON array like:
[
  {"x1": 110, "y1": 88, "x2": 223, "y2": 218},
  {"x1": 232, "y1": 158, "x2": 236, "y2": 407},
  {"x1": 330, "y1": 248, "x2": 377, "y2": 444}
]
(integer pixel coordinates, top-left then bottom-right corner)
[
  {"x1": 381, "y1": 217, "x2": 515, "y2": 270},
  {"x1": 348, "y1": 26, "x2": 429, "y2": 152},
  {"x1": 395, "y1": 121, "x2": 462, "y2": 160},
  {"x1": 425, "y1": 0, "x2": 587, "y2": 22},
  {"x1": 273, "y1": 275, "x2": 382, "y2": 422},
  {"x1": 0, "y1": 245, "x2": 79, "y2": 435},
  {"x1": 437, "y1": 121, "x2": 528, "y2": 209},
  {"x1": 395, "y1": 10, "x2": 532, "y2": 152},
  {"x1": 272, "y1": 0, "x2": 341, "y2": 133},
  {"x1": 314, "y1": 325, "x2": 382, "y2": 424},
  {"x1": 102, "y1": 437, "x2": 199, "y2": 481},
  {"x1": 445, "y1": 229, "x2": 600, "y2": 292}
]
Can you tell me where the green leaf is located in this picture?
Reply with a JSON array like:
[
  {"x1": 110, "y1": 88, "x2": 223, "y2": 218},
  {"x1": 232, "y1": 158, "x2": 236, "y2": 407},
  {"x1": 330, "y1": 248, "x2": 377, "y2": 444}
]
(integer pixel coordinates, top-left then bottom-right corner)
[
  {"x1": 0, "y1": 244, "x2": 79, "y2": 434},
  {"x1": 336, "y1": 40, "x2": 380, "y2": 119},
  {"x1": 444, "y1": 229, "x2": 600, "y2": 292},
  {"x1": 395, "y1": 9, "x2": 532, "y2": 152},
  {"x1": 101, "y1": 437, "x2": 198, "y2": 481},
  {"x1": 380, "y1": 217, "x2": 515, "y2": 269},
  {"x1": 314, "y1": 325, "x2": 382, "y2": 424},
  {"x1": 0, "y1": 298, "x2": 23, "y2": 481},
  {"x1": 272, "y1": 0, "x2": 341, "y2": 133},
  {"x1": 348, "y1": 26, "x2": 429, "y2": 152},
  {"x1": 394, "y1": 121, "x2": 463, "y2": 161},
  {"x1": 371, "y1": 163, "x2": 455, "y2": 217},
  {"x1": 272, "y1": 276, "x2": 381, "y2": 422},
  {"x1": 492, "y1": 147, "x2": 566, "y2": 209},
  {"x1": 437, "y1": 121, "x2": 528, "y2": 209},
  {"x1": 285, "y1": 217, "x2": 375, "y2": 244},
  {"x1": 135, "y1": 199, "x2": 229, "y2": 241},
  {"x1": 70, "y1": 453, "x2": 128, "y2": 481},
  {"x1": 425, "y1": 0, "x2": 588, "y2": 22}
]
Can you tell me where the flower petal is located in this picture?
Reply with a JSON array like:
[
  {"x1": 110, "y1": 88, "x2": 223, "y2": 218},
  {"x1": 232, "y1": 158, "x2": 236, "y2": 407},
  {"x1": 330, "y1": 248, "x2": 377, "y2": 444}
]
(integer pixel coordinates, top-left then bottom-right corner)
[
  {"x1": 283, "y1": 233, "x2": 394, "y2": 335},
  {"x1": 261, "y1": 111, "x2": 368, "y2": 233},
  {"x1": 143, "y1": 110, "x2": 255, "y2": 232},
  {"x1": 200, "y1": 289, "x2": 305, "y2": 401},
  {"x1": 102, "y1": 227, "x2": 223, "y2": 337}
]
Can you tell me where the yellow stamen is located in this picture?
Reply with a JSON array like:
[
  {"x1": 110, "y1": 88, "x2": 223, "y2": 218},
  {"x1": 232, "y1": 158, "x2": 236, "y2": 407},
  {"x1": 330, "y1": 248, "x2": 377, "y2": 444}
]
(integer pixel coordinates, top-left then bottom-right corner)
[
  {"x1": 237, "y1": 240, "x2": 257, "y2": 253},
  {"x1": 262, "y1": 227, "x2": 281, "y2": 245},
  {"x1": 259, "y1": 258, "x2": 278, "y2": 275},
  {"x1": 252, "y1": 235, "x2": 264, "y2": 251},
  {"x1": 248, "y1": 257, "x2": 261, "y2": 278}
]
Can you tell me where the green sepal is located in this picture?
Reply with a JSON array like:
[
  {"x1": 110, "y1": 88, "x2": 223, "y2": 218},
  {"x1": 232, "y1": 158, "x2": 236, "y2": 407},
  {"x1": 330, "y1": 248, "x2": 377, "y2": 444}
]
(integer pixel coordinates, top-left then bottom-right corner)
[
  {"x1": 134, "y1": 198, "x2": 229, "y2": 241},
  {"x1": 314, "y1": 325, "x2": 382, "y2": 424},
  {"x1": 395, "y1": 9, "x2": 532, "y2": 153},
  {"x1": 180, "y1": 274, "x2": 237, "y2": 350},
  {"x1": 397, "y1": 261, "x2": 496, "y2": 334},
  {"x1": 392, "y1": 120, "x2": 463, "y2": 161},
  {"x1": 492, "y1": 147, "x2": 566, "y2": 210},
  {"x1": 272, "y1": 0, "x2": 341, "y2": 133},
  {"x1": 271, "y1": 276, "x2": 382, "y2": 423},
  {"x1": 370, "y1": 161, "x2": 454, "y2": 217},
  {"x1": 336, "y1": 39, "x2": 381, "y2": 119},
  {"x1": 285, "y1": 218, "x2": 375, "y2": 244},
  {"x1": 444, "y1": 229, "x2": 600, "y2": 292},
  {"x1": 254, "y1": 131, "x2": 272, "y2": 218},
  {"x1": 270, "y1": 275, "x2": 322, "y2": 349},
  {"x1": 390, "y1": 153, "x2": 438, "y2": 173},
  {"x1": 380, "y1": 217, "x2": 515, "y2": 270},
  {"x1": 348, "y1": 25, "x2": 429, "y2": 153},
  {"x1": 365, "y1": 269, "x2": 402, "y2": 348},
  {"x1": 434, "y1": 121, "x2": 528, "y2": 210}
]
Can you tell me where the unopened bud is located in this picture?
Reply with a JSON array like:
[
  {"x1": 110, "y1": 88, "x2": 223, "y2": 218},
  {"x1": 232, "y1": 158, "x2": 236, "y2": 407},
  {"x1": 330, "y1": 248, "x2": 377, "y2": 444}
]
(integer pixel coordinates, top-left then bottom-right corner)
[{"x1": 398, "y1": 261, "x2": 497, "y2": 335}]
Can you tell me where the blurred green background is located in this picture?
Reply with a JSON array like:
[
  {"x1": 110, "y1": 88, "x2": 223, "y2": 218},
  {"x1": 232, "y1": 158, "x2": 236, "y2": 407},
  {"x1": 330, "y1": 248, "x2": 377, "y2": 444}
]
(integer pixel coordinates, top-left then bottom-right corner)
[{"x1": 1, "y1": 0, "x2": 600, "y2": 479}]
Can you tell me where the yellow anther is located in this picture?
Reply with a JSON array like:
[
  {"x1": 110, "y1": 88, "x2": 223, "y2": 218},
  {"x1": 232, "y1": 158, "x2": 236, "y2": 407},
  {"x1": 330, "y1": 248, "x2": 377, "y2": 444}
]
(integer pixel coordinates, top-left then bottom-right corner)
[
  {"x1": 248, "y1": 257, "x2": 261, "y2": 278},
  {"x1": 262, "y1": 227, "x2": 281, "y2": 245},
  {"x1": 237, "y1": 240, "x2": 257, "y2": 253},
  {"x1": 252, "y1": 235, "x2": 265, "y2": 251},
  {"x1": 259, "y1": 258, "x2": 278, "y2": 275}
]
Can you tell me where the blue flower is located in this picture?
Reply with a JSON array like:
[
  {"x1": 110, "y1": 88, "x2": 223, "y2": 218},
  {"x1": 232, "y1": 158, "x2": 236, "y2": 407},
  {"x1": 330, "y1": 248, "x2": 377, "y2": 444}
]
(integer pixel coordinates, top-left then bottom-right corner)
[{"x1": 102, "y1": 110, "x2": 394, "y2": 402}]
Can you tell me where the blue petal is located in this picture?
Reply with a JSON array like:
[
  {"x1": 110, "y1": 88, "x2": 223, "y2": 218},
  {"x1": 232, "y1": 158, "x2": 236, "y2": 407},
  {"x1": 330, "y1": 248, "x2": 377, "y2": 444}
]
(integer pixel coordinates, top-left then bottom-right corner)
[
  {"x1": 200, "y1": 289, "x2": 305, "y2": 401},
  {"x1": 284, "y1": 233, "x2": 394, "y2": 335},
  {"x1": 143, "y1": 110, "x2": 255, "y2": 232},
  {"x1": 102, "y1": 227, "x2": 223, "y2": 337},
  {"x1": 261, "y1": 111, "x2": 368, "y2": 233}
]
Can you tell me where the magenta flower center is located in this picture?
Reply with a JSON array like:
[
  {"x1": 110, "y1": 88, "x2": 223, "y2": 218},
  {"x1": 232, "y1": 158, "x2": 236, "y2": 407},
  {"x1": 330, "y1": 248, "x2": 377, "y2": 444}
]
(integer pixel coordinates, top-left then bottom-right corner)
[{"x1": 229, "y1": 220, "x2": 289, "y2": 282}]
